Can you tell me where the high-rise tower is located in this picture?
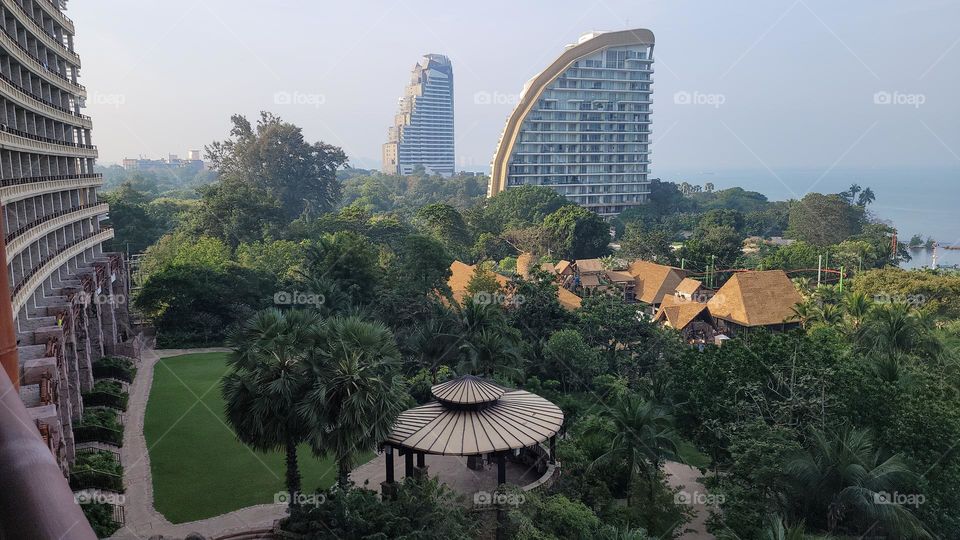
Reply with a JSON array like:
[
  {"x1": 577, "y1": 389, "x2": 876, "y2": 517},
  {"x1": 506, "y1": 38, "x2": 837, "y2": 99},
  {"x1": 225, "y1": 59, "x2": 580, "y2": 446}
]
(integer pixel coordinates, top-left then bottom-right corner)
[
  {"x1": 490, "y1": 29, "x2": 654, "y2": 216},
  {"x1": 383, "y1": 54, "x2": 455, "y2": 176}
]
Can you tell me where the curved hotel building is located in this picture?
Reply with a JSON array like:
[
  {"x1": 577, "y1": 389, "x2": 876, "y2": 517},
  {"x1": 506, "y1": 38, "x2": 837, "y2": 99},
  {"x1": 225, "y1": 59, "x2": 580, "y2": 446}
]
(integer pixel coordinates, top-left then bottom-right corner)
[
  {"x1": 382, "y1": 54, "x2": 455, "y2": 176},
  {"x1": 0, "y1": 0, "x2": 130, "y2": 473},
  {"x1": 490, "y1": 29, "x2": 655, "y2": 216}
]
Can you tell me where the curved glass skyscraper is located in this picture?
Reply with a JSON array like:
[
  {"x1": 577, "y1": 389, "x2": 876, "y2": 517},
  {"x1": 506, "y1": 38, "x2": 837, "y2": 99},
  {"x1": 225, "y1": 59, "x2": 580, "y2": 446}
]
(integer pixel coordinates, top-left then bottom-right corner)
[
  {"x1": 490, "y1": 29, "x2": 654, "y2": 216},
  {"x1": 382, "y1": 54, "x2": 455, "y2": 176}
]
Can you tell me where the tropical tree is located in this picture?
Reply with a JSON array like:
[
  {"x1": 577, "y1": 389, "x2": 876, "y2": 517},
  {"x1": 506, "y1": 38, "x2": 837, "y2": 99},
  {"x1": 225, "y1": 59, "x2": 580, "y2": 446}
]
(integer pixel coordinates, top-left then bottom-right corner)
[
  {"x1": 855, "y1": 303, "x2": 942, "y2": 360},
  {"x1": 843, "y1": 291, "x2": 873, "y2": 331},
  {"x1": 300, "y1": 316, "x2": 410, "y2": 488},
  {"x1": 222, "y1": 308, "x2": 322, "y2": 513},
  {"x1": 789, "y1": 300, "x2": 816, "y2": 330},
  {"x1": 782, "y1": 428, "x2": 928, "y2": 538},
  {"x1": 856, "y1": 187, "x2": 876, "y2": 207},
  {"x1": 588, "y1": 394, "x2": 684, "y2": 502}
]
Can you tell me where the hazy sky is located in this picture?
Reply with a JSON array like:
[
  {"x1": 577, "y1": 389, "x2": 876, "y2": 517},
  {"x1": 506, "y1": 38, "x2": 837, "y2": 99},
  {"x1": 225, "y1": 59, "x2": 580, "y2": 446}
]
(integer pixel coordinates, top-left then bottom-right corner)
[{"x1": 74, "y1": 0, "x2": 959, "y2": 173}]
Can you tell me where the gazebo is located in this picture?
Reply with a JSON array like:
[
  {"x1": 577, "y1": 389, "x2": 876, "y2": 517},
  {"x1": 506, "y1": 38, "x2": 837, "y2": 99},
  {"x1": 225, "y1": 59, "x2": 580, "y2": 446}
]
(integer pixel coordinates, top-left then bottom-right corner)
[{"x1": 380, "y1": 375, "x2": 564, "y2": 491}]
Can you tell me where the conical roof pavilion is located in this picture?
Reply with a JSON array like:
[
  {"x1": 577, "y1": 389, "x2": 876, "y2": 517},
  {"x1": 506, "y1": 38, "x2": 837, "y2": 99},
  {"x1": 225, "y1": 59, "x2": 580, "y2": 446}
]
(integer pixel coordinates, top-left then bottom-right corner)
[{"x1": 385, "y1": 375, "x2": 564, "y2": 456}]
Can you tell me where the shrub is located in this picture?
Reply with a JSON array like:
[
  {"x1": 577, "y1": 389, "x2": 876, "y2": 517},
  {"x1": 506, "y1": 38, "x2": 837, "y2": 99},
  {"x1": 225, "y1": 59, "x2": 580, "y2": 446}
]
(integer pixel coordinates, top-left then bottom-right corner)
[
  {"x1": 80, "y1": 501, "x2": 121, "y2": 538},
  {"x1": 82, "y1": 380, "x2": 129, "y2": 410},
  {"x1": 92, "y1": 357, "x2": 136, "y2": 383},
  {"x1": 74, "y1": 408, "x2": 123, "y2": 446},
  {"x1": 70, "y1": 451, "x2": 124, "y2": 492}
]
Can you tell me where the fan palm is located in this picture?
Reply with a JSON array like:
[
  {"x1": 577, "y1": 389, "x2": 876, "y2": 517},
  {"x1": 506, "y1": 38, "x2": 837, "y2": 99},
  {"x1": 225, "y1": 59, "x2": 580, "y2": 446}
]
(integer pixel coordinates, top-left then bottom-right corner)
[
  {"x1": 588, "y1": 394, "x2": 683, "y2": 503},
  {"x1": 221, "y1": 308, "x2": 322, "y2": 513},
  {"x1": 458, "y1": 328, "x2": 523, "y2": 379},
  {"x1": 783, "y1": 428, "x2": 928, "y2": 538},
  {"x1": 789, "y1": 300, "x2": 816, "y2": 330},
  {"x1": 300, "y1": 316, "x2": 410, "y2": 488}
]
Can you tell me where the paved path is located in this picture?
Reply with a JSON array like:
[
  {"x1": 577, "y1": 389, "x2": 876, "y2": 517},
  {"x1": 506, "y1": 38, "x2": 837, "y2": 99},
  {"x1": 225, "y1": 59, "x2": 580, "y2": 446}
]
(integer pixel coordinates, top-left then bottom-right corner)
[
  {"x1": 110, "y1": 347, "x2": 287, "y2": 540},
  {"x1": 665, "y1": 461, "x2": 715, "y2": 540}
]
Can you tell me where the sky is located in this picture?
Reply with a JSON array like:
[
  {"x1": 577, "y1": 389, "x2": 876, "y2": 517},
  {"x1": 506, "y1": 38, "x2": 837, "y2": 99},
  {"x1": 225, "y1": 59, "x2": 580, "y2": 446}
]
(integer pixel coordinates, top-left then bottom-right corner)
[{"x1": 73, "y1": 0, "x2": 959, "y2": 175}]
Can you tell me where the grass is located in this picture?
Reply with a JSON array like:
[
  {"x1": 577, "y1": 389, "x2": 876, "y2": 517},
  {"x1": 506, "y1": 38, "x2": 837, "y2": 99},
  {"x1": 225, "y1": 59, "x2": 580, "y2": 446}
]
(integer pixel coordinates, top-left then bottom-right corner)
[{"x1": 144, "y1": 352, "x2": 344, "y2": 523}]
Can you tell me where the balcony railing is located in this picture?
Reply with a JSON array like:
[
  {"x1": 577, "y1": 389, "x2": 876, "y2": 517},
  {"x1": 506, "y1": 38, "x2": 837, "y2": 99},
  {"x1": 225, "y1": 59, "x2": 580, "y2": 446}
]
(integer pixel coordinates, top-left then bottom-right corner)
[
  {"x1": 5, "y1": 202, "x2": 108, "y2": 262},
  {"x1": 0, "y1": 123, "x2": 97, "y2": 158},
  {"x1": 34, "y1": 0, "x2": 75, "y2": 34},
  {"x1": 1, "y1": 0, "x2": 80, "y2": 63},
  {"x1": 0, "y1": 173, "x2": 102, "y2": 204},
  {"x1": 0, "y1": 70, "x2": 91, "y2": 125},
  {"x1": 0, "y1": 24, "x2": 85, "y2": 95},
  {"x1": 11, "y1": 227, "x2": 113, "y2": 313}
]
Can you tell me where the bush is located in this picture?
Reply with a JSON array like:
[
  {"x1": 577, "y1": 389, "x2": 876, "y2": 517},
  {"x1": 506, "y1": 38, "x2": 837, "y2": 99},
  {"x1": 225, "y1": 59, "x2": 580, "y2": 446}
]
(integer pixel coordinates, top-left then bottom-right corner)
[
  {"x1": 70, "y1": 451, "x2": 124, "y2": 492},
  {"x1": 80, "y1": 501, "x2": 121, "y2": 538},
  {"x1": 74, "y1": 408, "x2": 123, "y2": 446},
  {"x1": 92, "y1": 357, "x2": 136, "y2": 383},
  {"x1": 82, "y1": 380, "x2": 129, "y2": 410}
]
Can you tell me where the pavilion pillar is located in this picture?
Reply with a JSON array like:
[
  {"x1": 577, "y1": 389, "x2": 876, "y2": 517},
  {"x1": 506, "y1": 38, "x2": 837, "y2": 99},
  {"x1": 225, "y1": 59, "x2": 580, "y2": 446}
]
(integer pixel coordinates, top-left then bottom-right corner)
[
  {"x1": 496, "y1": 454, "x2": 506, "y2": 485},
  {"x1": 549, "y1": 435, "x2": 557, "y2": 463},
  {"x1": 405, "y1": 450, "x2": 414, "y2": 478},
  {"x1": 414, "y1": 452, "x2": 428, "y2": 479},
  {"x1": 381, "y1": 445, "x2": 398, "y2": 499},
  {"x1": 384, "y1": 445, "x2": 395, "y2": 484}
]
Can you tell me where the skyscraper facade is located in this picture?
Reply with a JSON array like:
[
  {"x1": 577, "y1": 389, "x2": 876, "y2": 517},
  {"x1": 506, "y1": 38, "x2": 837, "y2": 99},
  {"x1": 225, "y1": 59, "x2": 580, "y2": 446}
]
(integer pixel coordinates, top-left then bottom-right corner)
[
  {"x1": 489, "y1": 29, "x2": 655, "y2": 216},
  {"x1": 0, "y1": 0, "x2": 132, "y2": 473},
  {"x1": 382, "y1": 54, "x2": 455, "y2": 176}
]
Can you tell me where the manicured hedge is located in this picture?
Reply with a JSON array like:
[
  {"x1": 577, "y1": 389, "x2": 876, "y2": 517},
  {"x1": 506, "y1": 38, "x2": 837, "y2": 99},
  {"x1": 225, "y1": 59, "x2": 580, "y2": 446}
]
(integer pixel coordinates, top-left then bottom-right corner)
[
  {"x1": 92, "y1": 357, "x2": 136, "y2": 383},
  {"x1": 82, "y1": 380, "x2": 129, "y2": 410},
  {"x1": 74, "y1": 408, "x2": 123, "y2": 446}
]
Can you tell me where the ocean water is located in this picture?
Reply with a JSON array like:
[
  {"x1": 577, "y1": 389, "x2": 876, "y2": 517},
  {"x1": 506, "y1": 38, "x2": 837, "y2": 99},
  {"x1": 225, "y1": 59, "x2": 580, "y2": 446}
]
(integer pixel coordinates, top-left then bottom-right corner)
[{"x1": 655, "y1": 167, "x2": 960, "y2": 270}]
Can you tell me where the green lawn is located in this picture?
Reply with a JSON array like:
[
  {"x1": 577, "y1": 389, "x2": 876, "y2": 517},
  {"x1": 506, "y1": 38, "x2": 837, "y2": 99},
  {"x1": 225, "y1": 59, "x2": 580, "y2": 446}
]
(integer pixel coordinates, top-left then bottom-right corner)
[{"x1": 144, "y1": 352, "x2": 339, "y2": 523}]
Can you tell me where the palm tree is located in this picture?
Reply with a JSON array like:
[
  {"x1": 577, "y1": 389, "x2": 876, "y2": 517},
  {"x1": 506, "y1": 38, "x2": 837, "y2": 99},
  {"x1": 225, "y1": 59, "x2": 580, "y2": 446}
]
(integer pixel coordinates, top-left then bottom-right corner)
[
  {"x1": 760, "y1": 516, "x2": 812, "y2": 540},
  {"x1": 792, "y1": 277, "x2": 814, "y2": 299},
  {"x1": 300, "y1": 316, "x2": 410, "y2": 488},
  {"x1": 588, "y1": 394, "x2": 684, "y2": 503},
  {"x1": 814, "y1": 304, "x2": 844, "y2": 327},
  {"x1": 855, "y1": 303, "x2": 942, "y2": 360},
  {"x1": 783, "y1": 428, "x2": 928, "y2": 538},
  {"x1": 222, "y1": 308, "x2": 322, "y2": 514},
  {"x1": 458, "y1": 328, "x2": 523, "y2": 379},
  {"x1": 843, "y1": 184, "x2": 861, "y2": 204},
  {"x1": 857, "y1": 187, "x2": 876, "y2": 207},
  {"x1": 843, "y1": 291, "x2": 873, "y2": 332},
  {"x1": 789, "y1": 300, "x2": 816, "y2": 330}
]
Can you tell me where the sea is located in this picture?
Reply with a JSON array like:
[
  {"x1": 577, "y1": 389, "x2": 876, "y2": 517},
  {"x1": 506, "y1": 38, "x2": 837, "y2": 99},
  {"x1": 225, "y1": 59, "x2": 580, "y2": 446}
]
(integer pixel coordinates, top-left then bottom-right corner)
[{"x1": 655, "y1": 166, "x2": 960, "y2": 270}]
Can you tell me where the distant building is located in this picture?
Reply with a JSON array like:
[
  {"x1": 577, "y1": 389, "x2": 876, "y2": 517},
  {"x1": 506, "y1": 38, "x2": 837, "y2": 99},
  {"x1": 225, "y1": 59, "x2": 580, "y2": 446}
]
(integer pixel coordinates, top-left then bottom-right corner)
[
  {"x1": 382, "y1": 54, "x2": 455, "y2": 176},
  {"x1": 122, "y1": 151, "x2": 204, "y2": 171},
  {"x1": 489, "y1": 29, "x2": 655, "y2": 217}
]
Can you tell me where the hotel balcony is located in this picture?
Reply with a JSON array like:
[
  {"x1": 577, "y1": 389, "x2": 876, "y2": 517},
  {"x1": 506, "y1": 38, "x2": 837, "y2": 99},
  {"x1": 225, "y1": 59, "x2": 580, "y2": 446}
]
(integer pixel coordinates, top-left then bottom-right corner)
[
  {"x1": 0, "y1": 24, "x2": 85, "y2": 96},
  {"x1": 1, "y1": 0, "x2": 80, "y2": 64},
  {"x1": 0, "y1": 71, "x2": 91, "y2": 128},
  {"x1": 0, "y1": 173, "x2": 102, "y2": 203},
  {"x1": 0, "y1": 124, "x2": 97, "y2": 158},
  {"x1": 5, "y1": 202, "x2": 108, "y2": 262},
  {"x1": 11, "y1": 227, "x2": 113, "y2": 314},
  {"x1": 32, "y1": 0, "x2": 75, "y2": 35}
]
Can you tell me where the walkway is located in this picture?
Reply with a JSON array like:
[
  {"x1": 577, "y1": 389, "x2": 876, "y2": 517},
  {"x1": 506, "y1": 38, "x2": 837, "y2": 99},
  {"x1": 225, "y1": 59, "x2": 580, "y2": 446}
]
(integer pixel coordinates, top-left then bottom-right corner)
[
  {"x1": 665, "y1": 461, "x2": 715, "y2": 540},
  {"x1": 111, "y1": 347, "x2": 287, "y2": 540}
]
